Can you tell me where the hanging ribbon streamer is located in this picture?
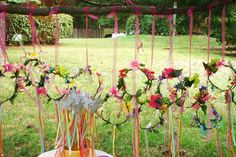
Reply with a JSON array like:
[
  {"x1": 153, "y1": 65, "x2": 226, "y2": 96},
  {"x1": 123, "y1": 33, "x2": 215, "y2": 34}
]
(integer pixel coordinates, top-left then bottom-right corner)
[
  {"x1": 49, "y1": 7, "x2": 60, "y2": 66},
  {"x1": 107, "y1": 7, "x2": 119, "y2": 87},
  {"x1": 107, "y1": 8, "x2": 119, "y2": 157},
  {"x1": 131, "y1": 7, "x2": 141, "y2": 157},
  {"x1": 187, "y1": 7, "x2": 194, "y2": 77},
  {"x1": 28, "y1": 8, "x2": 42, "y2": 53},
  {"x1": 207, "y1": 106, "x2": 213, "y2": 142},
  {"x1": 168, "y1": 12, "x2": 173, "y2": 67},
  {"x1": 225, "y1": 90, "x2": 235, "y2": 156},
  {"x1": 167, "y1": 11, "x2": 176, "y2": 157},
  {"x1": 150, "y1": 7, "x2": 156, "y2": 69},
  {"x1": 207, "y1": 4, "x2": 213, "y2": 63},
  {"x1": 90, "y1": 114, "x2": 95, "y2": 157},
  {"x1": 84, "y1": 7, "x2": 99, "y2": 67},
  {"x1": 0, "y1": 3, "x2": 7, "y2": 65},
  {"x1": 35, "y1": 87, "x2": 46, "y2": 153},
  {"x1": 221, "y1": 1, "x2": 226, "y2": 61},
  {"x1": 215, "y1": 128, "x2": 223, "y2": 157},
  {"x1": 231, "y1": 107, "x2": 236, "y2": 147},
  {"x1": 126, "y1": 0, "x2": 134, "y2": 6},
  {"x1": 0, "y1": 105, "x2": 2, "y2": 157}
]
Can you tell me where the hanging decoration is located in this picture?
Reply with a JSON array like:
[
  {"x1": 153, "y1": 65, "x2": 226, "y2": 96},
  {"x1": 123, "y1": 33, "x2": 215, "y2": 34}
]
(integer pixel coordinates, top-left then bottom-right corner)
[
  {"x1": 84, "y1": 7, "x2": 99, "y2": 68},
  {"x1": 221, "y1": 1, "x2": 226, "y2": 61},
  {"x1": 0, "y1": 3, "x2": 7, "y2": 65}
]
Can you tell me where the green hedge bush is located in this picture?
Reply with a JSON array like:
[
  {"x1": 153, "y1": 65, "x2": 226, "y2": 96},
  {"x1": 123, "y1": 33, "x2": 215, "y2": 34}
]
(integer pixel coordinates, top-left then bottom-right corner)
[
  {"x1": 6, "y1": 14, "x2": 73, "y2": 45},
  {"x1": 125, "y1": 15, "x2": 189, "y2": 36}
]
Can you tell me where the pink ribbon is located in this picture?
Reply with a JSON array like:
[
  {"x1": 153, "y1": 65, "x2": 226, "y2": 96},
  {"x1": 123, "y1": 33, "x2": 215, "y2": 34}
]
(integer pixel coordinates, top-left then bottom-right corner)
[
  {"x1": 0, "y1": 3, "x2": 7, "y2": 65},
  {"x1": 188, "y1": 7, "x2": 194, "y2": 76},
  {"x1": 168, "y1": 11, "x2": 173, "y2": 67},
  {"x1": 84, "y1": 7, "x2": 99, "y2": 67},
  {"x1": 150, "y1": 7, "x2": 156, "y2": 68},
  {"x1": 221, "y1": 1, "x2": 226, "y2": 61},
  {"x1": 135, "y1": 7, "x2": 143, "y2": 55},
  {"x1": 126, "y1": 0, "x2": 134, "y2": 6},
  {"x1": 107, "y1": 7, "x2": 118, "y2": 86},
  {"x1": 50, "y1": 7, "x2": 60, "y2": 66},
  {"x1": 207, "y1": 4, "x2": 213, "y2": 63},
  {"x1": 28, "y1": 7, "x2": 42, "y2": 53}
]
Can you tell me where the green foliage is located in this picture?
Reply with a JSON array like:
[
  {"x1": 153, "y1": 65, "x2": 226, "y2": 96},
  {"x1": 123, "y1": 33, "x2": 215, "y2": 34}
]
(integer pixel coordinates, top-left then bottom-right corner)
[
  {"x1": 126, "y1": 15, "x2": 189, "y2": 36},
  {"x1": 6, "y1": 14, "x2": 73, "y2": 45},
  {"x1": 211, "y1": 5, "x2": 236, "y2": 46}
]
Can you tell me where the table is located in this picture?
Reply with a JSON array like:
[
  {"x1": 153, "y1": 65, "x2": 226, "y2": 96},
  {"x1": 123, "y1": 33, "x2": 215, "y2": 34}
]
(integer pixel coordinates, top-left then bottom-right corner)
[{"x1": 38, "y1": 149, "x2": 113, "y2": 157}]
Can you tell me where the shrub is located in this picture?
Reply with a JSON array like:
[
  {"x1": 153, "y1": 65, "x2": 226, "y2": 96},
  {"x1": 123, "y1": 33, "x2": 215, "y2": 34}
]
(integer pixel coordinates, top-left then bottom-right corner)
[
  {"x1": 6, "y1": 14, "x2": 73, "y2": 45},
  {"x1": 125, "y1": 15, "x2": 189, "y2": 36}
]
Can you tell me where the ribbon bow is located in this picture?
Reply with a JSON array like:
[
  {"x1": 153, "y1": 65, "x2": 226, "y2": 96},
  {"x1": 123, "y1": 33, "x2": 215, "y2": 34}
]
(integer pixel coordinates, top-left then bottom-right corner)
[
  {"x1": 84, "y1": 7, "x2": 99, "y2": 20},
  {"x1": 107, "y1": 7, "x2": 118, "y2": 34},
  {"x1": 126, "y1": 0, "x2": 134, "y2": 6}
]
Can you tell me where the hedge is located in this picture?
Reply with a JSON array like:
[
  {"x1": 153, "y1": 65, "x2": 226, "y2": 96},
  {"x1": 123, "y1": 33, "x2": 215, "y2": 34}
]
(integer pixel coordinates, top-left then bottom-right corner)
[{"x1": 6, "y1": 14, "x2": 73, "y2": 45}]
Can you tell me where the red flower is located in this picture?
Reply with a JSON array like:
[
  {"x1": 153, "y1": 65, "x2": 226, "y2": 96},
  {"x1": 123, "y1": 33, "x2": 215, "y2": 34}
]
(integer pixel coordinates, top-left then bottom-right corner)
[
  {"x1": 119, "y1": 69, "x2": 127, "y2": 78},
  {"x1": 200, "y1": 93, "x2": 211, "y2": 102},
  {"x1": 216, "y1": 60, "x2": 224, "y2": 68},
  {"x1": 149, "y1": 94, "x2": 162, "y2": 109},
  {"x1": 37, "y1": 87, "x2": 47, "y2": 97},
  {"x1": 192, "y1": 103, "x2": 200, "y2": 110},
  {"x1": 162, "y1": 68, "x2": 174, "y2": 79},
  {"x1": 143, "y1": 68, "x2": 155, "y2": 80}
]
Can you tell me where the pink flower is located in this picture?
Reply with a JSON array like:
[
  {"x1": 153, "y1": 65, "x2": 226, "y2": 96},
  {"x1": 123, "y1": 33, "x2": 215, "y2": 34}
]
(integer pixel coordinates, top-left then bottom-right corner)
[
  {"x1": 109, "y1": 86, "x2": 119, "y2": 97},
  {"x1": 169, "y1": 88, "x2": 176, "y2": 101},
  {"x1": 216, "y1": 60, "x2": 224, "y2": 68},
  {"x1": 149, "y1": 94, "x2": 162, "y2": 109},
  {"x1": 130, "y1": 60, "x2": 140, "y2": 70},
  {"x1": 37, "y1": 87, "x2": 47, "y2": 97},
  {"x1": 17, "y1": 77, "x2": 25, "y2": 91},
  {"x1": 162, "y1": 68, "x2": 174, "y2": 79},
  {"x1": 4, "y1": 64, "x2": 15, "y2": 72},
  {"x1": 16, "y1": 64, "x2": 25, "y2": 71}
]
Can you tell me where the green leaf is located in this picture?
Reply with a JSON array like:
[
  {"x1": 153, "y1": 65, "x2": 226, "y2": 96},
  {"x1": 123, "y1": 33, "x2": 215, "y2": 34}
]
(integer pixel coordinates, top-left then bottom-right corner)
[
  {"x1": 171, "y1": 69, "x2": 182, "y2": 78},
  {"x1": 124, "y1": 95, "x2": 133, "y2": 102},
  {"x1": 136, "y1": 89, "x2": 143, "y2": 97},
  {"x1": 163, "y1": 97, "x2": 171, "y2": 105},
  {"x1": 201, "y1": 105, "x2": 207, "y2": 115}
]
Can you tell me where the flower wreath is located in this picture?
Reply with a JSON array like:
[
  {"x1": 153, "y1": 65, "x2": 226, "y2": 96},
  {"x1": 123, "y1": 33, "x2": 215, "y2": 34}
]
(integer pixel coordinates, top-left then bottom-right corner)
[{"x1": 203, "y1": 59, "x2": 236, "y2": 104}]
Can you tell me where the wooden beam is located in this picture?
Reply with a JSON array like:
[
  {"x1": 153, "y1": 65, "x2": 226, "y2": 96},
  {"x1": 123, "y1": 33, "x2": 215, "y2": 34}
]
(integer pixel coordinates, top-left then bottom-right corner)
[{"x1": 0, "y1": 0, "x2": 235, "y2": 16}]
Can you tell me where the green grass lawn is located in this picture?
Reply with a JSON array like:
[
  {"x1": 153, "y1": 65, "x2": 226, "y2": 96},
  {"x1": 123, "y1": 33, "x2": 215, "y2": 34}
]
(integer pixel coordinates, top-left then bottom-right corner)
[{"x1": 1, "y1": 35, "x2": 236, "y2": 157}]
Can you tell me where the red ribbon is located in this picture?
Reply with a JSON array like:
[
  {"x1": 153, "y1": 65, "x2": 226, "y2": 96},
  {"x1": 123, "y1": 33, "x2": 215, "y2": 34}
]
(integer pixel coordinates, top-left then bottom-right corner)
[
  {"x1": 0, "y1": 3, "x2": 7, "y2": 65},
  {"x1": 28, "y1": 7, "x2": 42, "y2": 53},
  {"x1": 50, "y1": 7, "x2": 60, "y2": 66},
  {"x1": 188, "y1": 7, "x2": 194, "y2": 76},
  {"x1": 84, "y1": 7, "x2": 99, "y2": 67},
  {"x1": 221, "y1": 2, "x2": 226, "y2": 61}
]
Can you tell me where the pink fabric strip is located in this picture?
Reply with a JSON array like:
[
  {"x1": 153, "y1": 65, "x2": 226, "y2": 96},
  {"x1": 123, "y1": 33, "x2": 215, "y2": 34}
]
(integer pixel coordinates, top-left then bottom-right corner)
[
  {"x1": 0, "y1": 3, "x2": 7, "y2": 65},
  {"x1": 126, "y1": 0, "x2": 134, "y2": 6},
  {"x1": 207, "y1": 4, "x2": 213, "y2": 63},
  {"x1": 135, "y1": 7, "x2": 141, "y2": 57},
  {"x1": 216, "y1": 129, "x2": 223, "y2": 157},
  {"x1": 207, "y1": 4, "x2": 213, "y2": 142},
  {"x1": 168, "y1": 12, "x2": 173, "y2": 67},
  {"x1": 150, "y1": 7, "x2": 156, "y2": 69},
  {"x1": 187, "y1": 7, "x2": 194, "y2": 76},
  {"x1": 107, "y1": 7, "x2": 118, "y2": 86},
  {"x1": 84, "y1": 7, "x2": 99, "y2": 67},
  {"x1": 28, "y1": 8, "x2": 42, "y2": 52},
  {"x1": 221, "y1": 2, "x2": 226, "y2": 61}
]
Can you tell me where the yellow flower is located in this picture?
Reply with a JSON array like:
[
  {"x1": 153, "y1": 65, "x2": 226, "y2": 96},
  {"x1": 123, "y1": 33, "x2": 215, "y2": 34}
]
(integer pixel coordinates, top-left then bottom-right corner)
[
  {"x1": 69, "y1": 79, "x2": 77, "y2": 87},
  {"x1": 29, "y1": 52, "x2": 39, "y2": 59},
  {"x1": 123, "y1": 101, "x2": 133, "y2": 113},
  {"x1": 160, "y1": 104, "x2": 168, "y2": 113}
]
